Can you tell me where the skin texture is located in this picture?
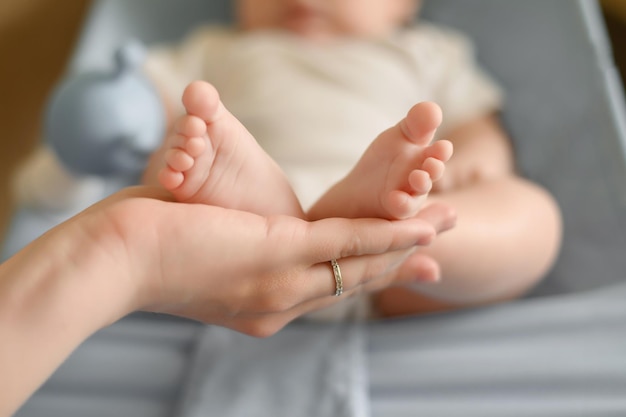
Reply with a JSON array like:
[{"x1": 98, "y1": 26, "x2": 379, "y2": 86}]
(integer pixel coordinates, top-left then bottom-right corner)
[{"x1": 0, "y1": 186, "x2": 455, "y2": 416}]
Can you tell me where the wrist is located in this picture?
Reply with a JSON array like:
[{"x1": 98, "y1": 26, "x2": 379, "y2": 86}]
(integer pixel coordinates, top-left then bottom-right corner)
[
  {"x1": 66, "y1": 205, "x2": 148, "y2": 320},
  {"x1": 1, "y1": 209, "x2": 142, "y2": 332},
  {"x1": 0, "y1": 213, "x2": 139, "y2": 414}
]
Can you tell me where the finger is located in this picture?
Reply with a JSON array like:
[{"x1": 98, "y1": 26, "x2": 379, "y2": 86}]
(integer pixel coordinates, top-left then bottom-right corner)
[
  {"x1": 236, "y1": 247, "x2": 416, "y2": 317},
  {"x1": 301, "y1": 248, "x2": 416, "y2": 302},
  {"x1": 301, "y1": 250, "x2": 440, "y2": 302},
  {"x1": 295, "y1": 252, "x2": 441, "y2": 318},
  {"x1": 96, "y1": 185, "x2": 176, "y2": 206},
  {"x1": 362, "y1": 252, "x2": 441, "y2": 292},
  {"x1": 414, "y1": 202, "x2": 457, "y2": 234},
  {"x1": 300, "y1": 217, "x2": 437, "y2": 265},
  {"x1": 240, "y1": 251, "x2": 442, "y2": 327},
  {"x1": 220, "y1": 248, "x2": 442, "y2": 333}
]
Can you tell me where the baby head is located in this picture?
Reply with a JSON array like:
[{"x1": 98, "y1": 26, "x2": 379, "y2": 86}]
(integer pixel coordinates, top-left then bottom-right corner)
[{"x1": 235, "y1": 0, "x2": 420, "y2": 40}]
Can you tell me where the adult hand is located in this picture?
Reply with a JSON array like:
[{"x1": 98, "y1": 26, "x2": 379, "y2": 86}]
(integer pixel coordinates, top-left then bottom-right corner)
[
  {"x1": 0, "y1": 185, "x2": 454, "y2": 415},
  {"x1": 80, "y1": 186, "x2": 455, "y2": 336}
]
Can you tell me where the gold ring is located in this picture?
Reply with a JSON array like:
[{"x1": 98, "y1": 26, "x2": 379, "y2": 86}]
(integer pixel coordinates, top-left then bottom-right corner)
[{"x1": 330, "y1": 259, "x2": 344, "y2": 296}]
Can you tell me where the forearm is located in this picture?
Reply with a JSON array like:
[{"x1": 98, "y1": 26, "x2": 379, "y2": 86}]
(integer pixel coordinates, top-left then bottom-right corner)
[
  {"x1": 0, "y1": 220, "x2": 137, "y2": 416},
  {"x1": 374, "y1": 176, "x2": 562, "y2": 317}
]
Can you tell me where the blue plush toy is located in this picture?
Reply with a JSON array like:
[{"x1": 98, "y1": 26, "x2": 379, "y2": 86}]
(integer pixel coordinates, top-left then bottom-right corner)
[{"x1": 45, "y1": 40, "x2": 165, "y2": 178}]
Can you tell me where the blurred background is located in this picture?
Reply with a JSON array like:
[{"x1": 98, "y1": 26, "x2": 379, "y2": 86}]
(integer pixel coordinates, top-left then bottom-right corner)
[{"x1": 0, "y1": 0, "x2": 626, "y2": 241}]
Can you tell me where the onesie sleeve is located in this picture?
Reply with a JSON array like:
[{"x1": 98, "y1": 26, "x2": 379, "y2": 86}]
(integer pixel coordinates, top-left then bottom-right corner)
[
  {"x1": 405, "y1": 24, "x2": 504, "y2": 135},
  {"x1": 143, "y1": 26, "x2": 231, "y2": 117}
]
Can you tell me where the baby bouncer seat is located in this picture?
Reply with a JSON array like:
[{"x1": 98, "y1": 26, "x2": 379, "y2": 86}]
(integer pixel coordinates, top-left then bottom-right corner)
[{"x1": 5, "y1": 1, "x2": 626, "y2": 416}]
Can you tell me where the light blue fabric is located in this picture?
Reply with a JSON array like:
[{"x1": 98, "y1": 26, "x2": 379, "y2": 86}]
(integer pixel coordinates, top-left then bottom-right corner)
[{"x1": 176, "y1": 322, "x2": 369, "y2": 417}]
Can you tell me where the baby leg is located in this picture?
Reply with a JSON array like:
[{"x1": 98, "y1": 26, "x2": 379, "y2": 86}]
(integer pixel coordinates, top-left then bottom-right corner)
[
  {"x1": 308, "y1": 102, "x2": 452, "y2": 221},
  {"x1": 373, "y1": 176, "x2": 562, "y2": 317},
  {"x1": 151, "y1": 81, "x2": 303, "y2": 217}
]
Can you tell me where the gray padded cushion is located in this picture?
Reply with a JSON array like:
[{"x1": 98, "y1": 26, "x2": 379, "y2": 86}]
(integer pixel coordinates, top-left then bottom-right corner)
[{"x1": 5, "y1": 0, "x2": 626, "y2": 296}]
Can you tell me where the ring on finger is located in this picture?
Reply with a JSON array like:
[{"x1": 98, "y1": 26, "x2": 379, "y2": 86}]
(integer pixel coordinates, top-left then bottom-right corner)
[{"x1": 330, "y1": 259, "x2": 344, "y2": 297}]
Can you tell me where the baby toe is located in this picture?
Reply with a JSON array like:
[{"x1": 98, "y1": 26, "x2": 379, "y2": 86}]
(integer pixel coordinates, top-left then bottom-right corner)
[
  {"x1": 158, "y1": 167, "x2": 184, "y2": 191},
  {"x1": 408, "y1": 169, "x2": 433, "y2": 194},
  {"x1": 175, "y1": 114, "x2": 207, "y2": 137},
  {"x1": 422, "y1": 158, "x2": 445, "y2": 182},
  {"x1": 184, "y1": 136, "x2": 207, "y2": 158},
  {"x1": 165, "y1": 148, "x2": 195, "y2": 172}
]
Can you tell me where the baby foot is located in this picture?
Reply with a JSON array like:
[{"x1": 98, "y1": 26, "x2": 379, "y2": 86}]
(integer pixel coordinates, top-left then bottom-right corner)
[
  {"x1": 310, "y1": 102, "x2": 452, "y2": 220},
  {"x1": 155, "y1": 81, "x2": 302, "y2": 216}
]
